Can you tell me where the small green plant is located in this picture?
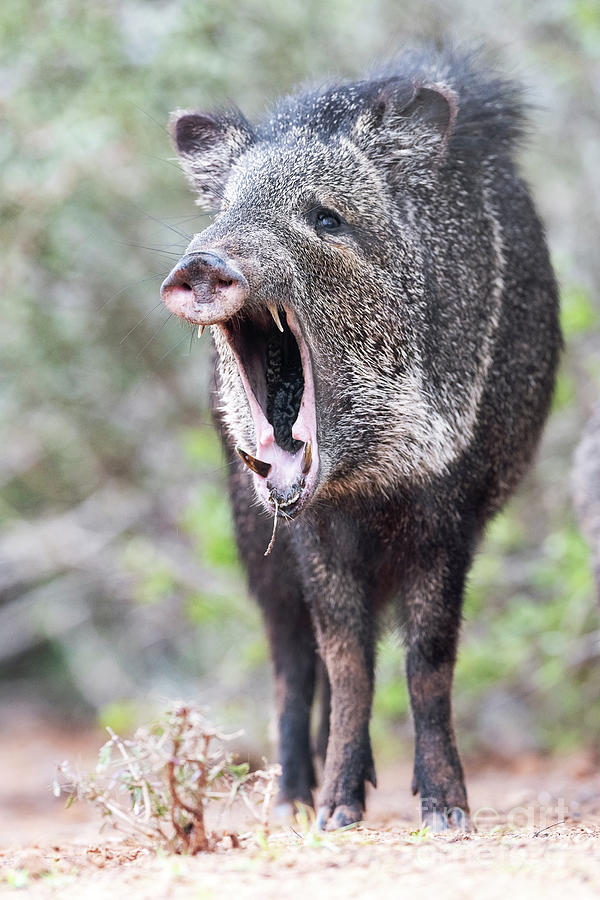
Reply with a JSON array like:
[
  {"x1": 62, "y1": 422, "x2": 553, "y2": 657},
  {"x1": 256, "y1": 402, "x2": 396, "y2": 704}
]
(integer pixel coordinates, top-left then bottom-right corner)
[
  {"x1": 286, "y1": 803, "x2": 359, "y2": 851},
  {"x1": 55, "y1": 703, "x2": 280, "y2": 854},
  {"x1": 4, "y1": 869, "x2": 29, "y2": 889},
  {"x1": 408, "y1": 824, "x2": 431, "y2": 843}
]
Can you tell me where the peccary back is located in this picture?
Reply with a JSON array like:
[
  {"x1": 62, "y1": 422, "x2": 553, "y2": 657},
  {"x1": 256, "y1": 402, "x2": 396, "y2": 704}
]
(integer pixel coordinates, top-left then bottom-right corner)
[{"x1": 161, "y1": 49, "x2": 561, "y2": 830}]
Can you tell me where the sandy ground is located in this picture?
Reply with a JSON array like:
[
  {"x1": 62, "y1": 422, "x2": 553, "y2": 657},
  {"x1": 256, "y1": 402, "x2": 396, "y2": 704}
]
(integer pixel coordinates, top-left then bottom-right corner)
[{"x1": 1, "y1": 708, "x2": 600, "y2": 899}]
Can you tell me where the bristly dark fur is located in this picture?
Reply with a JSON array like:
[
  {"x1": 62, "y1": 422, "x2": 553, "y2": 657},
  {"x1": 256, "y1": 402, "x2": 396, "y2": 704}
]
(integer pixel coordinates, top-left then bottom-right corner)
[
  {"x1": 164, "y1": 47, "x2": 561, "y2": 831},
  {"x1": 261, "y1": 47, "x2": 528, "y2": 159}
]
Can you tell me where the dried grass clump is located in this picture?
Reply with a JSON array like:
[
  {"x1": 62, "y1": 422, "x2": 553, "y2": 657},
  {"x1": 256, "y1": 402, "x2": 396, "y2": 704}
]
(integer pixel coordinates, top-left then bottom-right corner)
[{"x1": 55, "y1": 704, "x2": 280, "y2": 854}]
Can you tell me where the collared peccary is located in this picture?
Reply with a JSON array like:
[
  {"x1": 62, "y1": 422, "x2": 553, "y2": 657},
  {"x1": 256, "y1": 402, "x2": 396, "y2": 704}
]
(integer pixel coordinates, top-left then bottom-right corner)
[
  {"x1": 574, "y1": 401, "x2": 600, "y2": 599},
  {"x1": 161, "y1": 49, "x2": 561, "y2": 830}
]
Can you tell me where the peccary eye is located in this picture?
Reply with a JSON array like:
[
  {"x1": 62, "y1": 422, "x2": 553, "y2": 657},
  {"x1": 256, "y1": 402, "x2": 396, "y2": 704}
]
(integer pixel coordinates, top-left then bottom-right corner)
[{"x1": 310, "y1": 207, "x2": 345, "y2": 233}]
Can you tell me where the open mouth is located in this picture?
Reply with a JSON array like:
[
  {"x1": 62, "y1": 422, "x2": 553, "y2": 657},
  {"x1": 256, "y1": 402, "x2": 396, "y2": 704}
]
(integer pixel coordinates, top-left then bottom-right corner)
[{"x1": 220, "y1": 305, "x2": 319, "y2": 518}]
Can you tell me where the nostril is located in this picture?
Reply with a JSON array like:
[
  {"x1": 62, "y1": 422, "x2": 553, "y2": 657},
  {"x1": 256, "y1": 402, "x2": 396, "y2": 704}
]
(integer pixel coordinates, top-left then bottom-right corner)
[
  {"x1": 162, "y1": 269, "x2": 194, "y2": 293},
  {"x1": 218, "y1": 278, "x2": 234, "y2": 288}
]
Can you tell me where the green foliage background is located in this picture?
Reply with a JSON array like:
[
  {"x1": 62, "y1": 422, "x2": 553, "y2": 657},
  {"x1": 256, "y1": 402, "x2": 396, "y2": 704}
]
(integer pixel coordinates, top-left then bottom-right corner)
[{"x1": 1, "y1": 0, "x2": 599, "y2": 761}]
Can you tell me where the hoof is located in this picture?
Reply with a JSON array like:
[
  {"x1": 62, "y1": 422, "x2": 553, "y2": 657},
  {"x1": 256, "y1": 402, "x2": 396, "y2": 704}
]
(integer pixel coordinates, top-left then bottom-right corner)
[
  {"x1": 316, "y1": 803, "x2": 362, "y2": 831},
  {"x1": 274, "y1": 798, "x2": 314, "y2": 825},
  {"x1": 422, "y1": 810, "x2": 450, "y2": 832},
  {"x1": 422, "y1": 807, "x2": 471, "y2": 832},
  {"x1": 448, "y1": 807, "x2": 472, "y2": 831},
  {"x1": 273, "y1": 801, "x2": 295, "y2": 824}
]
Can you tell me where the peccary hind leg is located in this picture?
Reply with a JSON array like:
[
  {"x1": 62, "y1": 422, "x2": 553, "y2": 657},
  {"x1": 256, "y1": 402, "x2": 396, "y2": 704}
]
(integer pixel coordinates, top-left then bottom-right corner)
[
  {"x1": 262, "y1": 579, "x2": 317, "y2": 808},
  {"x1": 404, "y1": 552, "x2": 471, "y2": 831},
  {"x1": 314, "y1": 659, "x2": 331, "y2": 765},
  {"x1": 226, "y1": 450, "x2": 317, "y2": 809}
]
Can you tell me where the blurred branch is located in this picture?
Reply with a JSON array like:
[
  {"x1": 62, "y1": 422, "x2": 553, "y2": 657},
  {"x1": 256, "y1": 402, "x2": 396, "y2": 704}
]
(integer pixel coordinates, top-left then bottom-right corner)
[{"x1": 0, "y1": 481, "x2": 149, "y2": 593}]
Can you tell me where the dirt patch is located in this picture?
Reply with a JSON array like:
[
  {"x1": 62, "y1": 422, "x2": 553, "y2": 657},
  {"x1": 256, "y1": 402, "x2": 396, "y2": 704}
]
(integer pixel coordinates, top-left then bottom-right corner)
[{"x1": 2, "y1": 708, "x2": 600, "y2": 899}]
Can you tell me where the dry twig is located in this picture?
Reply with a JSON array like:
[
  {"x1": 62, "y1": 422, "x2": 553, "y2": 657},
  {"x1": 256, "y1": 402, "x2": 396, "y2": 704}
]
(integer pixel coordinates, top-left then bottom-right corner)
[{"x1": 55, "y1": 703, "x2": 280, "y2": 854}]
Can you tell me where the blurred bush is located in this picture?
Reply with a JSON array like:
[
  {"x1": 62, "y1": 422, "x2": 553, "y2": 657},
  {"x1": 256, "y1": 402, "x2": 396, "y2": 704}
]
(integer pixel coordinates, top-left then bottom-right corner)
[{"x1": 1, "y1": 0, "x2": 599, "y2": 758}]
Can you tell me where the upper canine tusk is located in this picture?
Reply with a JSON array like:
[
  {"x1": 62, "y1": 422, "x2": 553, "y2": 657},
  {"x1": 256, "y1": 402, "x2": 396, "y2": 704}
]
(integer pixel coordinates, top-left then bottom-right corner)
[
  {"x1": 267, "y1": 303, "x2": 284, "y2": 333},
  {"x1": 198, "y1": 325, "x2": 205, "y2": 338},
  {"x1": 236, "y1": 447, "x2": 272, "y2": 478}
]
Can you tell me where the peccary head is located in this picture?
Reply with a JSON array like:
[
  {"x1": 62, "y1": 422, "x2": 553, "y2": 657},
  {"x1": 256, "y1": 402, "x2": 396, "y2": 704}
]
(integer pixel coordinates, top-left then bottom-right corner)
[{"x1": 161, "y1": 54, "x2": 525, "y2": 517}]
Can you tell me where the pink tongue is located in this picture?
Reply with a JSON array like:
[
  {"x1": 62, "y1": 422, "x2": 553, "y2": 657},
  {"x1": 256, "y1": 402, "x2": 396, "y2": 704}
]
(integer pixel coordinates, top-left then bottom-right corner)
[{"x1": 257, "y1": 426, "x2": 305, "y2": 491}]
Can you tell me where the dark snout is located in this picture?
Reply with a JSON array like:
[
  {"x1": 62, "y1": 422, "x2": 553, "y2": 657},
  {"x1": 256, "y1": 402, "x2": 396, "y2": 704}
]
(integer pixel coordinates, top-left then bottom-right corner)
[{"x1": 161, "y1": 251, "x2": 248, "y2": 326}]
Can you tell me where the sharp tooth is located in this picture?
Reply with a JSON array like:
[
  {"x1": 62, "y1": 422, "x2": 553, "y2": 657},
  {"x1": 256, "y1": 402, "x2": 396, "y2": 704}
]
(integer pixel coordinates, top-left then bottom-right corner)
[
  {"x1": 280, "y1": 492, "x2": 300, "y2": 508},
  {"x1": 302, "y1": 440, "x2": 312, "y2": 475},
  {"x1": 236, "y1": 447, "x2": 271, "y2": 478},
  {"x1": 198, "y1": 325, "x2": 205, "y2": 338},
  {"x1": 267, "y1": 303, "x2": 284, "y2": 333}
]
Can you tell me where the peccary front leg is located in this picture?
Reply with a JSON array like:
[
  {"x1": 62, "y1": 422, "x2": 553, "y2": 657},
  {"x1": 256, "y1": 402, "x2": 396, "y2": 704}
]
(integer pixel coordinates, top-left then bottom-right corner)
[
  {"x1": 404, "y1": 554, "x2": 471, "y2": 831},
  {"x1": 293, "y1": 520, "x2": 376, "y2": 831},
  {"x1": 315, "y1": 629, "x2": 376, "y2": 830}
]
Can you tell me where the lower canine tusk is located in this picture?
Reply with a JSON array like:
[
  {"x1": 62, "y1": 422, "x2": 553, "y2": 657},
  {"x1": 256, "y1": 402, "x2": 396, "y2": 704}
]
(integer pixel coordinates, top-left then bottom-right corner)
[
  {"x1": 236, "y1": 447, "x2": 272, "y2": 478},
  {"x1": 302, "y1": 440, "x2": 312, "y2": 474}
]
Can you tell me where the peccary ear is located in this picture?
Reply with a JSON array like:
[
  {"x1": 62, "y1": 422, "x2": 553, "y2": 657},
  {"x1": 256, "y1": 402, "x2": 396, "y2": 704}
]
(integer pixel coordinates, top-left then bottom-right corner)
[
  {"x1": 353, "y1": 80, "x2": 458, "y2": 177},
  {"x1": 168, "y1": 109, "x2": 255, "y2": 209}
]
